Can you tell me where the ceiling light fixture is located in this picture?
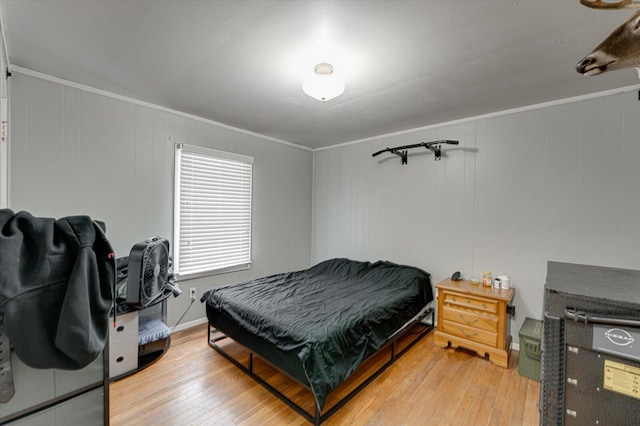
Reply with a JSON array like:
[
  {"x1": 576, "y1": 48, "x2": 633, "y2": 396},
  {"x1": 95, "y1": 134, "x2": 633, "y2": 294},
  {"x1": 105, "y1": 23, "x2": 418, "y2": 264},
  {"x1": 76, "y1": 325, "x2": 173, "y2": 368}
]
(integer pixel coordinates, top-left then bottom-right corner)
[{"x1": 302, "y1": 63, "x2": 345, "y2": 102}]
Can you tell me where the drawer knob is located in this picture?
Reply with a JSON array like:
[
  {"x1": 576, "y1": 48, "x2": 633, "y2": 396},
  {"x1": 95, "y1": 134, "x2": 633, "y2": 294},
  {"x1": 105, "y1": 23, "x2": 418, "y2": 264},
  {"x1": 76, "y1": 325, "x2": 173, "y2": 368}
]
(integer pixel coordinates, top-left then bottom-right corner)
[
  {"x1": 116, "y1": 356, "x2": 124, "y2": 363},
  {"x1": 467, "y1": 299, "x2": 471, "y2": 304},
  {"x1": 459, "y1": 314, "x2": 478, "y2": 324},
  {"x1": 116, "y1": 325, "x2": 125, "y2": 332},
  {"x1": 482, "y1": 304, "x2": 487, "y2": 309},
  {"x1": 458, "y1": 327, "x2": 478, "y2": 338}
]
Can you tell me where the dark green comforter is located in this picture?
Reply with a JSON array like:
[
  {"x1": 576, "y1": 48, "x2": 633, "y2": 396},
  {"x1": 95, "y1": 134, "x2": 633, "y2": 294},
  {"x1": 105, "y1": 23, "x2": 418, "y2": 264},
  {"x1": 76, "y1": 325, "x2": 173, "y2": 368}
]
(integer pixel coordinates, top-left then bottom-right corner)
[{"x1": 203, "y1": 258, "x2": 432, "y2": 411}]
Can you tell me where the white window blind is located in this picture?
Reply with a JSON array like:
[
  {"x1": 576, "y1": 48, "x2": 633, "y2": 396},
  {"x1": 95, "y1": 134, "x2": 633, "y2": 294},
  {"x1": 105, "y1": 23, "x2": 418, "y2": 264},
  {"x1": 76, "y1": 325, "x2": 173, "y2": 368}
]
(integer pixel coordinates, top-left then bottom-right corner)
[{"x1": 174, "y1": 143, "x2": 253, "y2": 277}]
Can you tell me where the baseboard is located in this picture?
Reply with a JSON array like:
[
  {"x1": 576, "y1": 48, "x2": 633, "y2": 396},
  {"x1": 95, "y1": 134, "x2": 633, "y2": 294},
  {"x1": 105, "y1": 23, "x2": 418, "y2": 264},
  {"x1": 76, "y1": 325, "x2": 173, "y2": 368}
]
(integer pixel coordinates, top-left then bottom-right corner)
[{"x1": 172, "y1": 317, "x2": 208, "y2": 333}]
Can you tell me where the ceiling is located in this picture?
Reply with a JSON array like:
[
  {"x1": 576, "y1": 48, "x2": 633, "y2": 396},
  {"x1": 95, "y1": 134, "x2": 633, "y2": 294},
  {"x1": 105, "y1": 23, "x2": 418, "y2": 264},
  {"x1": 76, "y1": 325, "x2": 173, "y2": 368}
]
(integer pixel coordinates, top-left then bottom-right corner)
[{"x1": 1, "y1": 0, "x2": 639, "y2": 150}]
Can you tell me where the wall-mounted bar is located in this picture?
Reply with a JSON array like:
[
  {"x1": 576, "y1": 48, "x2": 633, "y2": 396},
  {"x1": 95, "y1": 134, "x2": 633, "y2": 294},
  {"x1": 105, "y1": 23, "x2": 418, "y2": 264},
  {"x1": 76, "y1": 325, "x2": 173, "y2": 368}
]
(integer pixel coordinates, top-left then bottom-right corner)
[{"x1": 372, "y1": 140, "x2": 459, "y2": 164}]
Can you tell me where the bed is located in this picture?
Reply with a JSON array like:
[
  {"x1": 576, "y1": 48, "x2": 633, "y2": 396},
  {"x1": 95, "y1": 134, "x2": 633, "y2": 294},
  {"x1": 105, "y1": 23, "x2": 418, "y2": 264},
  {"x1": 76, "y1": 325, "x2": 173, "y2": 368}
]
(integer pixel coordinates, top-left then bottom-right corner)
[{"x1": 202, "y1": 258, "x2": 434, "y2": 424}]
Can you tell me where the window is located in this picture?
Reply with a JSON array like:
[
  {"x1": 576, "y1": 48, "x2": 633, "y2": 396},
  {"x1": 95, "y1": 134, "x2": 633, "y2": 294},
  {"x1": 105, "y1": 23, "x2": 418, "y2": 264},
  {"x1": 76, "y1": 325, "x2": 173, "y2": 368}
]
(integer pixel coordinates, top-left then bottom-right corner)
[{"x1": 174, "y1": 143, "x2": 253, "y2": 277}]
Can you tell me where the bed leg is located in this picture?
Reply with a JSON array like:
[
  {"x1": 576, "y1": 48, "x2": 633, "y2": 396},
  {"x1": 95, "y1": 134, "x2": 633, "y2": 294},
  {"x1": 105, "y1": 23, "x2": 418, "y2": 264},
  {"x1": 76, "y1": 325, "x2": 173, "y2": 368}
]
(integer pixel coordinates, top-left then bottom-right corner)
[
  {"x1": 249, "y1": 352, "x2": 254, "y2": 374},
  {"x1": 315, "y1": 406, "x2": 321, "y2": 426},
  {"x1": 391, "y1": 341, "x2": 396, "y2": 362}
]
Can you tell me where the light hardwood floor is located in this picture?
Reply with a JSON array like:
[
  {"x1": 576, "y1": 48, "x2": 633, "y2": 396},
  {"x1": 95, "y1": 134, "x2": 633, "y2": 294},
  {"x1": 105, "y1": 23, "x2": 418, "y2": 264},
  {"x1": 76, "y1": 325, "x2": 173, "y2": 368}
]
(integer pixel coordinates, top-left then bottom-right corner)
[{"x1": 110, "y1": 324, "x2": 540, "y2": 425}]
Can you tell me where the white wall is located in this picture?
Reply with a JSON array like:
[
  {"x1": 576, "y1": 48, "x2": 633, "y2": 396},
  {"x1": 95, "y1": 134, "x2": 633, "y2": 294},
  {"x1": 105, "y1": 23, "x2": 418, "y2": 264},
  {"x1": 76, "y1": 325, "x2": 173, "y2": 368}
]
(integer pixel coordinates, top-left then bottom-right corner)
[
  {"x1": 312, "y1": 89, "x2": 640, "y2": 343},
  {"x1": 10, "y1": 68, "x2": 640, "y2": 345},
  {"x1": 8, "y1": 71, "x2": 313, "y2": 328},
  {"x1": 0, "y1": 27, "x2": 7, "y2": 209}
]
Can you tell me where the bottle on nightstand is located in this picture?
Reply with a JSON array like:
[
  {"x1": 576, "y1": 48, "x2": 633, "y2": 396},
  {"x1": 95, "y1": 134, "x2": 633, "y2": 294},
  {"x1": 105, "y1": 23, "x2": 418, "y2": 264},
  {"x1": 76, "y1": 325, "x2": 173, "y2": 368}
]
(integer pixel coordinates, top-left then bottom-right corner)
[{"x1": 482, "y1": 271, "x2": 492, "y2": 287}]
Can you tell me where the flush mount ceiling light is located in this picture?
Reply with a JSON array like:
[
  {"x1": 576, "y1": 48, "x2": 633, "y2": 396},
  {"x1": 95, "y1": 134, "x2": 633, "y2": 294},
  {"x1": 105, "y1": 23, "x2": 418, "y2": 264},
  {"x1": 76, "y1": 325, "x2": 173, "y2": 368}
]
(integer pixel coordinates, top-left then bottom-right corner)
[{"x1": 302, "y1": 63, "x2": 345, "y2": 102}]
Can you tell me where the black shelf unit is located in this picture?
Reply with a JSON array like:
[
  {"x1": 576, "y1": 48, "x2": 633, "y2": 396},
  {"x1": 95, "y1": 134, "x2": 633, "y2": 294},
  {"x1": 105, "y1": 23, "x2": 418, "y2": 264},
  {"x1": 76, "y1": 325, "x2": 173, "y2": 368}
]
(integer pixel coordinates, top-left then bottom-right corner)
[{"x1": 110, "y1": 294, "x2": 172, "y2": 382}]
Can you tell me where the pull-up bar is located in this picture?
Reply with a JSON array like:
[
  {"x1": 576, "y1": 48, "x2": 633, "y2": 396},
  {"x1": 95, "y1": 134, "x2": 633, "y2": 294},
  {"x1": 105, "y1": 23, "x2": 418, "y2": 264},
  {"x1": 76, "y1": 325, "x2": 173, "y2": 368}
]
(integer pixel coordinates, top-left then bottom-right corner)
[{"x1": 372, "y1": 140, "x2": 459, "y2": 164}]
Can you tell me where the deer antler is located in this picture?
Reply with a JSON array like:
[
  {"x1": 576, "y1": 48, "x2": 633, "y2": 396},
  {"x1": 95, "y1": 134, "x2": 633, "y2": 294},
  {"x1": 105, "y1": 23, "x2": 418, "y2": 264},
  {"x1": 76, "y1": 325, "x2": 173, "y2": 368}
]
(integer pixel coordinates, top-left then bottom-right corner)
[{"x1": 581, "y1": 0, "x2": 640, "y2": 9}]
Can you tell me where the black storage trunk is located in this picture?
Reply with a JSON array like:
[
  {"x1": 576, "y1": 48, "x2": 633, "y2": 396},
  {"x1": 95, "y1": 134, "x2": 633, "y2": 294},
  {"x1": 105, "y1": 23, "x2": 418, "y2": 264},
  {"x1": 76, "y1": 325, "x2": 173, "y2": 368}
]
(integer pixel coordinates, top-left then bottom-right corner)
[{"x1": 542, "y1": 261, "x2": 640, "y2": 426}]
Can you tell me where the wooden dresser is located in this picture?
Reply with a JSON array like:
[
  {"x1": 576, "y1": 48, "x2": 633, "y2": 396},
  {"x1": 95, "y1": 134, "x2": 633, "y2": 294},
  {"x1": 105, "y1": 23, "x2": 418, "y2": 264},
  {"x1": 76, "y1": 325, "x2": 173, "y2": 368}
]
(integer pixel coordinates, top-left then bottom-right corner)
[{"x1": 434, "y1": 278, "x2": 515, "y2": 368}]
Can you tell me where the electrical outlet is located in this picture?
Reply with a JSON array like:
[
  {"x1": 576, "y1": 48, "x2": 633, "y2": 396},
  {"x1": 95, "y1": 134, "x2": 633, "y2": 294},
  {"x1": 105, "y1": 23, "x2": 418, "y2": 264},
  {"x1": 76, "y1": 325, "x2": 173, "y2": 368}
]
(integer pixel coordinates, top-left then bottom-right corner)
[{"x1": 189, "y1": 287, "x2": 197, "y2": 300}]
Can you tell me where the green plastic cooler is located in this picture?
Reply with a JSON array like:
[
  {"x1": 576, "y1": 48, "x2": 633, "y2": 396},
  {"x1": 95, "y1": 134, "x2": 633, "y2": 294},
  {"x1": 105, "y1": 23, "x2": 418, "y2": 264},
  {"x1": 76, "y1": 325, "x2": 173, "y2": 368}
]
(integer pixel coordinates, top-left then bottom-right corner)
[{"x1": 518, "y1": 317, "x2": 542, "y2": 381}]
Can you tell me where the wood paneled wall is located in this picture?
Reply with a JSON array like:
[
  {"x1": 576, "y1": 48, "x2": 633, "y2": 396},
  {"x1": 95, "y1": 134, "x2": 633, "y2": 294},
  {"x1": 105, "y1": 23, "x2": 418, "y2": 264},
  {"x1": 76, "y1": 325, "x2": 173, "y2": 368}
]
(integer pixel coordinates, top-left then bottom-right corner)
[
  {"x1": 312, "y1": 90, "x2": 640, "y2": 341},
  {"x1": 10, "y1": 69, "x2": 640, "y2": 340},
  {"x1": 8, "y1": 72, "x2": 313, "y2": 327}
]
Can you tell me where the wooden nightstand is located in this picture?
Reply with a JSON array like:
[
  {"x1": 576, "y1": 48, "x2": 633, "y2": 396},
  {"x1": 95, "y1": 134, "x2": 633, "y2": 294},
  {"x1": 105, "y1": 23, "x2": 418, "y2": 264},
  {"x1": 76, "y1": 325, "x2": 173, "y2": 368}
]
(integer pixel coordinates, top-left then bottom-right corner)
[{"x1": 434, "y1": 278, "x2": 515, "y2": 368}]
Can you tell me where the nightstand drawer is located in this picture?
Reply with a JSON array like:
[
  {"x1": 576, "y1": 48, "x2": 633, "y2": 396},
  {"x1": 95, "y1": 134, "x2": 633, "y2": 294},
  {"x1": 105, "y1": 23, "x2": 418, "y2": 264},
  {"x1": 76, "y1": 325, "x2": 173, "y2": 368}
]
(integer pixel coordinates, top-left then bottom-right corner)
[
  {"x1": 442, "y1": 305, "x2": 499, "y2": 333},
  {"x1": 443, "y1": 292, "x2": 497, "y2": 314},
  {"x1": 443, "y1": 320, "x2": 498, "y2": 347}
]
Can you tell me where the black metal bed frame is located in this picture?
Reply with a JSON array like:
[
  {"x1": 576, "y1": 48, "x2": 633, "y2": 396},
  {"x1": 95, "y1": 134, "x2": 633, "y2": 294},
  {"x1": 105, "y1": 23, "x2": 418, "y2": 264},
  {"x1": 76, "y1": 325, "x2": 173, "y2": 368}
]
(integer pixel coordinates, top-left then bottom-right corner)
[{"x1": 207, "y1": 308, "x2": 434, "y2": 425}]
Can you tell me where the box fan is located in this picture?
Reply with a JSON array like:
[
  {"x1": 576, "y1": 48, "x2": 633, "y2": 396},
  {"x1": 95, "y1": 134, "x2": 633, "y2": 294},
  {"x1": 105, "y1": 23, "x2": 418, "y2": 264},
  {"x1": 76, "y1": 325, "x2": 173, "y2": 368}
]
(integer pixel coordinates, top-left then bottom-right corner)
[{"x1": 126, "y1": 236, "x2": 180, "y2": 309}]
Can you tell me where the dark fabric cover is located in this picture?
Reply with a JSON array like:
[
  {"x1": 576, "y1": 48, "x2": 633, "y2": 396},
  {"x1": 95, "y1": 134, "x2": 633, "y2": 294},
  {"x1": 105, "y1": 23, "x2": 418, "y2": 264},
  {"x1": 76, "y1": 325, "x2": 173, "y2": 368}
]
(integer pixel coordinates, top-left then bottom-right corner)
[
  {"x1": 0, "y1": 210, "x2": 115, "y2": 370},
  {"x1": 203, "y1": 258, "x2": 432, "y2": 410}
]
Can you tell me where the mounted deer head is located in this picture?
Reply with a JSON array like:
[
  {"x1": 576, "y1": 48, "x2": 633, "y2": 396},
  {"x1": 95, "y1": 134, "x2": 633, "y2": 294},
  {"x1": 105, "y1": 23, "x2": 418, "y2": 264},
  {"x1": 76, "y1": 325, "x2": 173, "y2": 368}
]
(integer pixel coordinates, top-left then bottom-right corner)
[{"x1": 576, "y1": 0, "x2": 640, "y2": 77}]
